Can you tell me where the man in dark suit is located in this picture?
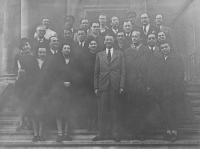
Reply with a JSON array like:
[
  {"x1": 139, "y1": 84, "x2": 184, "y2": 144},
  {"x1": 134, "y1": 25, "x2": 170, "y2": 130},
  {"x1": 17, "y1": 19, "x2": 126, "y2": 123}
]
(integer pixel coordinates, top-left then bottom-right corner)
[
  {"x1": 87, "y1": 22, "x2": 105, "y2": 52},
  {"x1": 74, "y1": 17, "x2": 91, "y2": 41},
  {"x1": 60, "y1": 28, "x2": 74, "y2": 46},
  {"x1": 114, "y1": 31, "x2": 129, "y2": 52},
  {"x1": 122, "y1": 20, "x2": 134, "y2": 48},
  {"x1": 124, "y1": 31, "x2": 159, "y2": 141},
  {"x1": 125, "y1": 11, "x2": 142, "y2": 33},
  {"x1": 155, "y1": 14, "x2": 172, "y2": 40},
  {"x1": 32, "y1": 25, "x2": 50, "y2": 56},
  {"x1": 63, "y1": 15, "x2": 77, "y2": 39},
  {"x1": 140, "y1": 13, "x2": 159, "y2": 46},
  {"x1": 99, "y1": 13, "x2": 109, "y2": 37},
  {"x1": 93, "y1": 34, "x2": 125, "y2": 142},
  {"x1": 107, "y1": 16, "x2": 120, "y2": 39}
]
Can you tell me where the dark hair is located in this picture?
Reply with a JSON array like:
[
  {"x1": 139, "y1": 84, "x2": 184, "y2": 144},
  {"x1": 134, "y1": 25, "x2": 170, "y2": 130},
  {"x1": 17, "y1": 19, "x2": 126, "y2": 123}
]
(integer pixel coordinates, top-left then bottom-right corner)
[
  {"x1": 63, "y1": 26, "x2": 72, "y2": 33},
  {"x1": 99, "y1": 13, "x2": 107, "y2": 17},
  {"x1": 85, "y1": 36, "x2": 98, "y2": 49},
  {"x1": 80, "y1": 17, "x2": 90, "y2": 24},
  {"x1": 126, "y1": 11, "x2": 137, "y2": 18},
  {"x1": 158, "y1": 39, "x2": 173, "y2": 48},
  {"x1": 63, "y1": 15, "x2": 75, "y2": 23},
  {"x1": 19, "y1": 38, "x2": 32, "y2": 50},
  {"x1": 77, "y1": 28, "x2": 87, "y2": 35}
]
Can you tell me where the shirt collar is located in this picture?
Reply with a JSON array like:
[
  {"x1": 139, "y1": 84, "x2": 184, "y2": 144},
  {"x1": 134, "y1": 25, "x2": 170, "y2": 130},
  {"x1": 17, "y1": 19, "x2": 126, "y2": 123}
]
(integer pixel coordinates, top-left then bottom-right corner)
[
  {"x1": 37, "y1": 37, "x2": 44, "y2": 42},
  {"x1": 148, "y1": 46, "x2": 156, "y2": 51},
  {"x1": 106, "y1": 47, "x2": 113, "y2": 55},
  {"x1": 112, "y1": 28, "x2": 118, "y2": 34},
  {"x1": 131, "y1": 43, "x2": 142, "y2": 51},
  {"x1": 50, "y1": 49, "x2": 57, "y2": 54}
]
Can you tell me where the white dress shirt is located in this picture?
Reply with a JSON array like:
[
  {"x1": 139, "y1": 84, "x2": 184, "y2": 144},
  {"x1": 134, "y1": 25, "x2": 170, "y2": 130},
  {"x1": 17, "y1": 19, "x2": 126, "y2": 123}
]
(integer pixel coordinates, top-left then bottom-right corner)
[
  {"x1": 143, "y1": 24, "x2": 150, "y2": 35},
  {"x1": 37, "y1": 59, "x2": 44, "y2": 69},
  {"x1": 106, "y1": 47, "x2": 113, "y2": 57}
]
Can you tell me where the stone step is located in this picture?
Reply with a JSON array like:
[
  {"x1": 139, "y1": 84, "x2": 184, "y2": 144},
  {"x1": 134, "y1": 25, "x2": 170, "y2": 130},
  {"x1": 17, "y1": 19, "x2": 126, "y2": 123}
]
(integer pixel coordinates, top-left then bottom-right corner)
[{"x1": 0, "y1": 137, "x2": 199, "y2": 149}]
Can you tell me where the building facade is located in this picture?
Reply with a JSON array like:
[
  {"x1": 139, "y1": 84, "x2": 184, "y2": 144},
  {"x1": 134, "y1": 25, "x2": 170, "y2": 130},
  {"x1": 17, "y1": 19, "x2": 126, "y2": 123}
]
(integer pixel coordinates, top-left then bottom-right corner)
[{"x1": 0, "y1": 0, "x2": 200, "y2": 79}]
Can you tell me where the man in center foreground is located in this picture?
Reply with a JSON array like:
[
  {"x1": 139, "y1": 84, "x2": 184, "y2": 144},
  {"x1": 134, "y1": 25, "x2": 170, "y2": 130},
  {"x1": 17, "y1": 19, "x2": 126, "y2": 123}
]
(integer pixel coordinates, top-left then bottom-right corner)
[{"x1": 93, "y1": 34, "x2": 125, "y2": 142}]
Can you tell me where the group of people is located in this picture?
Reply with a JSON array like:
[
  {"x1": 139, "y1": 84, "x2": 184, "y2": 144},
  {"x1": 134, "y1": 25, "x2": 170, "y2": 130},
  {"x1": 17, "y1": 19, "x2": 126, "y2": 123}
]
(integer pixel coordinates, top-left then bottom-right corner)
[{"x1": 12, "y1": 10, "x2": 195, "y2": 143}]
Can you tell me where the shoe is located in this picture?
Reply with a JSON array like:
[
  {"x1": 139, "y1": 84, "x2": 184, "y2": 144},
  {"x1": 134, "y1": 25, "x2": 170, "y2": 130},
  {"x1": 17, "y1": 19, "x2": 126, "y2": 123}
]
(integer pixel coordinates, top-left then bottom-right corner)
[
  {"x1": 63, "y1": 135, "x2": 72, "y2": 141},
  {"x1": 163, "y1": 133, "x2": 171, "y2": 141},
  {"x1": 32, "y1": 136, "x2": 39, "y2": 142},
  {"x1": 113, "y1": 138, "x2": 121, "y2": 142},
  {"x1": 92, "y1": 136, "x2": 103, "y2": 141},
  {"x1": 16, "y1": 124, "x2": 25, "y2": 132},
  {"x1": 38, "y1": 135, "x2": 45, "y2": 141},
  {"x1": 56, "y1": 135, "x2": 63, "y2": 143},
  {"x1": 170, "y1": 133, "x2": 177, "y2": 142}
]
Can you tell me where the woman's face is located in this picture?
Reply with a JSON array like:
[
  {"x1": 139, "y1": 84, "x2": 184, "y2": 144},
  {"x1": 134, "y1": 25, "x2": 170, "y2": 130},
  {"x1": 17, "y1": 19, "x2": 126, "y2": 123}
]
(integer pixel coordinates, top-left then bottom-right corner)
[
  {"x1": 89, "y1": 40, "x2": 97, "y2": 52},
  {"x1": 158, "y1": 32, "x2": 166, "y2": 41},
  {"x1": 22, "y1": 42, "x2": 31, "y2": 54},
  {"x1": 62, "y1": 45, "x2": 70, "y2": 55}
]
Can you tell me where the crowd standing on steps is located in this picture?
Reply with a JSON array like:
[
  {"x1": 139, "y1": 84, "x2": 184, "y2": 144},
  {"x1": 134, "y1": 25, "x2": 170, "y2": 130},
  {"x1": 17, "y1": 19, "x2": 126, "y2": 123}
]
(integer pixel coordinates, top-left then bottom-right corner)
[{"x1": 12, "y1": 11, "x2": 195, "y2": 143}]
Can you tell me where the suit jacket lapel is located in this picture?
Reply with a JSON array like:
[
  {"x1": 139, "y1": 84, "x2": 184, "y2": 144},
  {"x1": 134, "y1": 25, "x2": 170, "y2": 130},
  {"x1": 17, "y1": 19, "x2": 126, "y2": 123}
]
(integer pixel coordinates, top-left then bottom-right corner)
[
  {"x1": 132, "y1": 46, "x2": 145, "y2": 61},
  {"x1": 111, "y1": 49, "x2": 117, "y2": 63},
  {"x1": 102, "y1": 50, "x2": 109, "y2": 64}
]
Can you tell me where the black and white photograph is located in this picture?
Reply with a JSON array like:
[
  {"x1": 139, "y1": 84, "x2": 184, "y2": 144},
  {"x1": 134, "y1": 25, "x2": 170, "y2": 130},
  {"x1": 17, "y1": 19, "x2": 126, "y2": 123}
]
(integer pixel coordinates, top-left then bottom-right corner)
[{"x1": 0, "y1": 0, "x2": 199, "y2": 148}]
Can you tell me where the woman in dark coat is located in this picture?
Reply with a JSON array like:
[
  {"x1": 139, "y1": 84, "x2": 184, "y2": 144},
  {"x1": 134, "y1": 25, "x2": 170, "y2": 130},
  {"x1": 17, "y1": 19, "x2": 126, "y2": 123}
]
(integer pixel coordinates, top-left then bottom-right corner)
[
  {"x1": 148, "y1": 39, "x2": 195, "y2": 142},
  {"x1": 48, "y1": 44, "x2": 74, "y2": 142},
  {"x1": 12, "y1": 38, "x2": 37, "y2": 132},
  {"x1": 29, "y1": 47, "x2": 51, "y2": 142},
  {"x1": 82, "y1": 37, "x2": 99, "y2": 131}
]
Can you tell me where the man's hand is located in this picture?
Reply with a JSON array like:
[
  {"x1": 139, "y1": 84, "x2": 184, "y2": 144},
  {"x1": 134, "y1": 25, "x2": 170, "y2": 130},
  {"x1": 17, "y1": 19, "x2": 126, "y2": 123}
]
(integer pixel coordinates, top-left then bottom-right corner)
[
  {"x1": 119, "y1": 88, "x2": 124, "y2": 94},
  {"x1": 64, "y1": 82, "x2": 70, "y2": 87},
  {"x1": 95, "y1": 89, "x2": 99, "y2": 96}
]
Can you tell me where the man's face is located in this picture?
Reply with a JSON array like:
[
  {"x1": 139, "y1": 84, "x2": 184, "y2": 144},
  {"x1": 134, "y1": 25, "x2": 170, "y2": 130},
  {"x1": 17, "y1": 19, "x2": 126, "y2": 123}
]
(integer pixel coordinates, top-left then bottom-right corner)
[
  {"x1": 42, "y1": 19, "x2": 50, "y2": 29},
  {"x1": 99, "y1": 15, "x2": 107, "y2": 25},
  {"x1": 155, "y1": 15, "x2": 163, "y2": 26},
  {"x1": 65, "y1": 18, "x2": 74, "y2": 28},
  {"x1": 147, "y1": 34, "x2": 157, "y2": 47},
  {"x1": 77, "y1": 30, "x2": 86, "y2": 42},
  {"x1": 157, "y1": 32, "x2": 166, "y2": 41},
  {"x1": 81, "y1": 19, "x2": 90, "y2": 30},
  {"x1": 132, "y1": 31, "x2": 141, "y2": 44},
  {"x1": 123, "y1": 21, "x2": 132, "y2": 33},
  {"x1": 160, "y1": 43, "x2": 170, "y2": 55},
  {"x1": 62, "y1": 45, "x2": 70, "y2": 55},
  {"x1": 22, "y1": 42, "x2": 31, "y2": 54},
  {"x1": 63, "y1": 30, "x2": 72, "y2": 41},
  {"x1": 104, "y1": 36, "x2": 114, "y2": 48},
  {"x1": 91, "y1": 23, "x2": 100, "y2": 34},
  {"x1": 89, "y1": 40, "x2": 97, "y2": 52},
  {"x1": 141, "y1": 14, "x2": 149, "y2": 26},
  {"x1": 111, "y1": 17, "x2": 119, "y2": 27},
  {"x1": 116, "y1": 32, "x2": 125, "y2": 43},
  {"x1": 36, "y1": 27, "x2": 46, "y2": 38},
  {"x1": 38, "y1": 48, "x2": 47, "y2": 60},
  {"x1": 50, "y1": 37, "x2": 59, "y2": 49}
]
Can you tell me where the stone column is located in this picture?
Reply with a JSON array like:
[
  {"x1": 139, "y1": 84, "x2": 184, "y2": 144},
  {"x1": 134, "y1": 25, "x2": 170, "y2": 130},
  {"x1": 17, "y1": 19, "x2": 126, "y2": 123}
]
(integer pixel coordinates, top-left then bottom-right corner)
[
  {"x1": 2, "y1": 0, "x2": 21, "y2": 75},
  {"x1": 21, "y1": 0, "x2": 30, "y2": 38}
]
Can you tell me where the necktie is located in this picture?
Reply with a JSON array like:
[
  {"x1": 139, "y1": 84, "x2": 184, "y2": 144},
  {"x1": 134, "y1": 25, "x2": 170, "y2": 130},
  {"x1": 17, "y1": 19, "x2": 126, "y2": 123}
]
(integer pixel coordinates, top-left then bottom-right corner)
[
  {"x1": 143, "y1": 26, "x2": 146, "y2": 34},
  {"x1": 107, "y1": 49, "x2": 111, "y2": 63},
  {"x1": 151, "y1": 47, "x2": 154, "y2": 51}
]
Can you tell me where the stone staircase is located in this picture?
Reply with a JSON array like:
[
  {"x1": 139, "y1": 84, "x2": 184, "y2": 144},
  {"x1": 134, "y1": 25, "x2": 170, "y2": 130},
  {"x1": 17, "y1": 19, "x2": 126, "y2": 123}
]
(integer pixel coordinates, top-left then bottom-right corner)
[{"x1": 0, "y1": 78, "x2": 199, "y2": 148}]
